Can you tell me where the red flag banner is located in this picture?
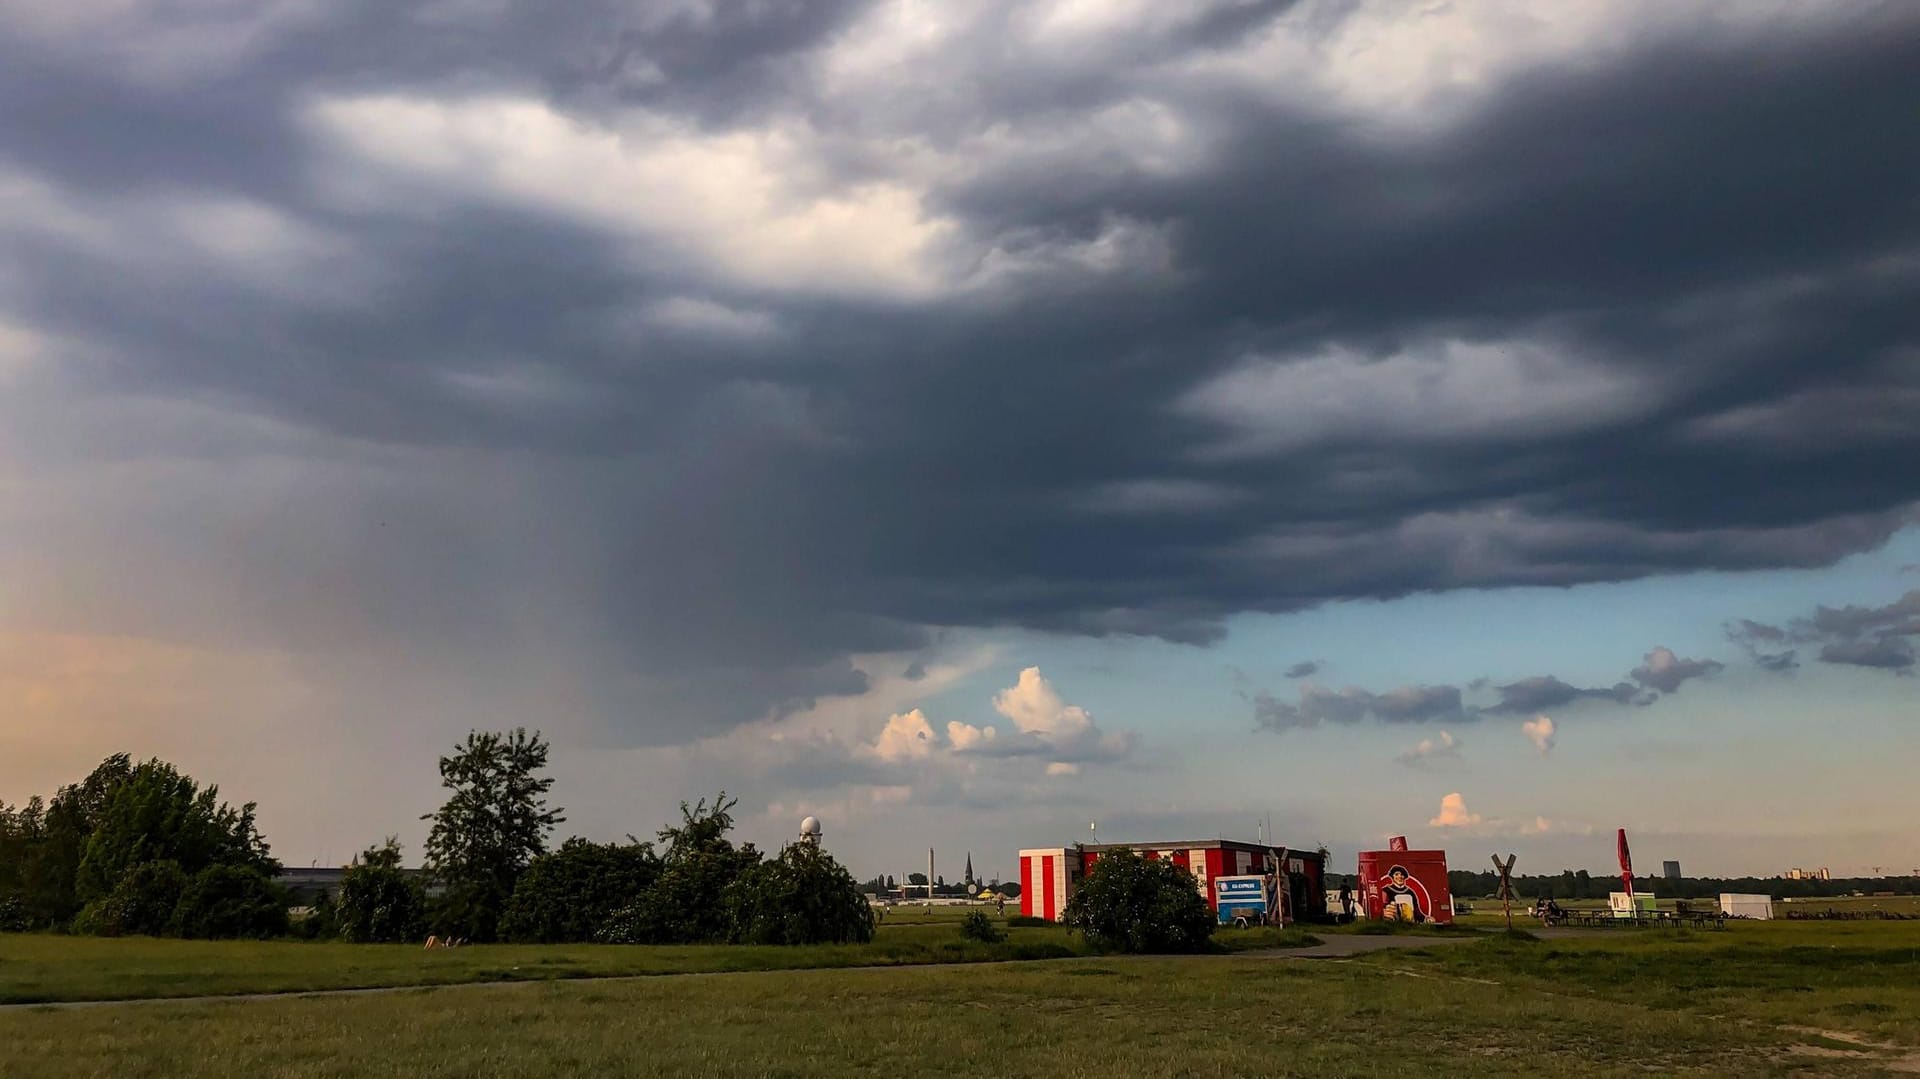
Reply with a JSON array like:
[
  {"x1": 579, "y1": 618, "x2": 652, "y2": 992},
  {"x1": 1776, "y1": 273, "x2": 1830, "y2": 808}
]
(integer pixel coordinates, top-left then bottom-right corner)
[{"x1": 1616, "y1": 828, "x2": 1634, "y2": 898}]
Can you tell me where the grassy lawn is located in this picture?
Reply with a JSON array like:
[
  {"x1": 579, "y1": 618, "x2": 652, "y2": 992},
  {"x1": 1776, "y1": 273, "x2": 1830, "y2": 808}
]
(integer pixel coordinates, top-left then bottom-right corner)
[
  {"x1": 0, "y1": 915, "x2": 1328, "y2": 1005},
  {"x1": 5, "y1": 921, "x2": 1917, "y2": 1076},
  {"x1": 1374, "y1": 919, "x2": 1920, "y2": 1046},
  {"x1": 1775, "y1": 894, "x2": 1920, "y2": 917},
  {"x1": 1, "y1": 950, "x2": 1897, "y2": 1078},
  {"x1": 0, "y1": 922, "x2": 1091, "y2": 1005}
]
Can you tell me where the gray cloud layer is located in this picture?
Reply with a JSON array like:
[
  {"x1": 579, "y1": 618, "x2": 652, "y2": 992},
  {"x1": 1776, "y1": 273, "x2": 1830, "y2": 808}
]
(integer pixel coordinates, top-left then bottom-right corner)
[
  {"x1": 1731, "y1": 589, "x2": 1920, "y2": 673},
  {"x1": 1254, "y1": 643, "x2": 1736, "y2": 732},
  {"x1": 5, "y1": 1, "x2": 1919, "y2": 744}
]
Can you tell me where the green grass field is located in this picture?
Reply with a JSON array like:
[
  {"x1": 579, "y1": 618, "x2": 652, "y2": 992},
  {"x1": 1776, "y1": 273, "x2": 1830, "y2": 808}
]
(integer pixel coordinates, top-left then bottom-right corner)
[
  {"x1": 0, "y1": 918, "x2": 1318, "y2": 1005},
  {"x1": 0, "y1": 922, "x2": 1090, "y2": 1005},
  {"x1": 1776, "y1": 894, "x2": 1920, "y2": 916},
  {"x1": 3, "y1": 919, "x2": 1917, "y2": 1076}
]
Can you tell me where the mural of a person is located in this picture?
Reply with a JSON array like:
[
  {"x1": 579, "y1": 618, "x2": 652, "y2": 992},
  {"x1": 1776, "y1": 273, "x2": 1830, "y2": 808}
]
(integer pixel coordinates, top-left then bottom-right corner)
[{"x1": 1378, "y1": 864, "x2": 1430, "y2": 923}]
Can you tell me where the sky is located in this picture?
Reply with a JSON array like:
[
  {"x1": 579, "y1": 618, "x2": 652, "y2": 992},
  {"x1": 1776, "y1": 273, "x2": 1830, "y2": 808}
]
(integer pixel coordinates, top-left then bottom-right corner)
[{"x1": 2, "y1": 0, "x2": 1917, "y2": 884}]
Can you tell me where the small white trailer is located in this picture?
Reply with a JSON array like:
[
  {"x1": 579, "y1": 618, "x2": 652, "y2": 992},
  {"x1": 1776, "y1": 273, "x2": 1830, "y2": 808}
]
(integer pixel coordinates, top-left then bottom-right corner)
[{"x1": 1719, "y1": 893, "x2": 1774, "y2": 919}]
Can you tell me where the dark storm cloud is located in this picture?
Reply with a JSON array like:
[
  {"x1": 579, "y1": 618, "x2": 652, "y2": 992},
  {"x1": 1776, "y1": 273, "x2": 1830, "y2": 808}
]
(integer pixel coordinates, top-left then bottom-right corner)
[{"x1": 6, "y1": 1, "x2": 1920, "y2": 744}]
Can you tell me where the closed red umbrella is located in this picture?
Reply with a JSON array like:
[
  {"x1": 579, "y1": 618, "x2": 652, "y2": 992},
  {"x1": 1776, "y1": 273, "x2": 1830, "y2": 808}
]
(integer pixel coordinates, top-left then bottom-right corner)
[{"x1": 1617, "y1": 828, "x2": 1635, "y2": 900}]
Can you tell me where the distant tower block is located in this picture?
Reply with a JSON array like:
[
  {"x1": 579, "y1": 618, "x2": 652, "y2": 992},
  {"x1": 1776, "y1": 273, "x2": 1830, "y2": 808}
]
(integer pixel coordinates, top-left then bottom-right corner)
[
  {"x1": 799, "y1": 816, "x2": 823, "y2": 846},
  {"x1": 1662, "y1": 860, "x2": 1682, "y2": 881}
]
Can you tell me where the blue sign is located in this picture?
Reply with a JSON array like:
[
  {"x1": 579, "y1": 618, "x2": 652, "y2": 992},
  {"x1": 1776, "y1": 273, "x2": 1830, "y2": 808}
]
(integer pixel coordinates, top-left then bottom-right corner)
[{"x1": 1216, "y1": 878, "x2": 1265, "y2": 899}]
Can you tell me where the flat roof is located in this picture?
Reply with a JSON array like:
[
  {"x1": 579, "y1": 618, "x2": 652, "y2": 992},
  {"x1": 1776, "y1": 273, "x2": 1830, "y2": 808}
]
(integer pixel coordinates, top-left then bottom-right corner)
[{"x1": 1079, "y1": 840, "x2": 1323, "y2": 858}]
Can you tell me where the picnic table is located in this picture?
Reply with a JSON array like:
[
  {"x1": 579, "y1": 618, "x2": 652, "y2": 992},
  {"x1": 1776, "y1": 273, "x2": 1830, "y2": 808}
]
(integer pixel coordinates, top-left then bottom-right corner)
[{"x1": 1542, "y1": 908, "x2": 1726, "y2": 930}]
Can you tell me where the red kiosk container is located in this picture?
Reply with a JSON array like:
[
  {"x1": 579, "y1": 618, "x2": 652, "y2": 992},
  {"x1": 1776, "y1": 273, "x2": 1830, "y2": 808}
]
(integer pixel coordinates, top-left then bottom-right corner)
[{"x1": 1359, "y1": 846, "x2": 1453, "y2": 924}]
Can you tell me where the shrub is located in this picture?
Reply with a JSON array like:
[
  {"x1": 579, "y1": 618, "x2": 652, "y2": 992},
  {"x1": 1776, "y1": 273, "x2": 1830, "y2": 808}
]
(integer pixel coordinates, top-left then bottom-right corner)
[
  {"x1": 0, "y1": 895, "x2": 27, "y2": 933},
  {"x1": 170, "y1": 865, "x2": 289, "y2": 939},
  {"x1": 602, "y1": 794, "x2": 761, "y2": 945},
  {"x1": 335, "y1": 843, "x2": 428, "y2": 944},
  {"x1": 501, "y1": 838, "x2": 659, "y2": 944},
  {"x1": 73, "y1": 860, "x2": 188, "y2": 937},
  {"x1": 723, "y1": 843, "x2": 875, "y2": 946},
  {"x1": 1007, "y1": 914, "x2": 1051, "y2": 928},
  {"x1": 959, "y1": 910, "x2": 1005, "y2": 943},
  {"x1": 291, "y1": 890, "x2": 337, "y2": 940},
  {"x1": 595, "y1": 902, "x2": 661, "y2": 945},
  {"x1": 1062, "y1": 849, "x2": 1214, "y2": 954}
]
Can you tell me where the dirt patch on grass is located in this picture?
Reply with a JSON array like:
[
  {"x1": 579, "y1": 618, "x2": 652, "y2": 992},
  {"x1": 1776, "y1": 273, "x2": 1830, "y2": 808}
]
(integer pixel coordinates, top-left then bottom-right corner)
[{"x1": 1784, "y1": 1026, "x2": 1920, "y2": 1072}]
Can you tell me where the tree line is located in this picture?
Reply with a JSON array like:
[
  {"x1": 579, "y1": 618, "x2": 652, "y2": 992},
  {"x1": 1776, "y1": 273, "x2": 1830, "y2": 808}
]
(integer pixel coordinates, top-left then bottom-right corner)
[
  {"x1": 1, "y1": 729, "x2": 873, "y2": 947},
  {"x1": 1436, "y1": 869, "x2": 1920, "y2": 901},
  {"x1": 859, "y1": 873, "x2": 1022, "y2": 899}
]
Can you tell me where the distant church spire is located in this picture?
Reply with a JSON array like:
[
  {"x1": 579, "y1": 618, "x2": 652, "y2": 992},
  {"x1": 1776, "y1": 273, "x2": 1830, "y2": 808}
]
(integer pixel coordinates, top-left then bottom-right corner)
[{"x1": 965, "y1": 852, "x2": 975, "y2": 885}]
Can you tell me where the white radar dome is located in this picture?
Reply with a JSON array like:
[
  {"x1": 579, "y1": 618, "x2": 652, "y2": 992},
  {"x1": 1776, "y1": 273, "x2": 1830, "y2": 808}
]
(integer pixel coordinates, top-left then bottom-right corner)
[{"x1": 800, "y1": 816, "x2": 822, "y2": 836}]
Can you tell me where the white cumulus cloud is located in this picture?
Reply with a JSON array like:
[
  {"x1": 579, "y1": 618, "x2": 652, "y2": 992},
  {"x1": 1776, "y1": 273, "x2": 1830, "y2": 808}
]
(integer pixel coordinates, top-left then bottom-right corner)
[
  {"x1": 872, "y1": 708, "x2": 938, "y2": 762},
  {"x1": 1522, "y1": 714, "x2": 1557, "y2": 756},
  {"x1": 1396, "y1": 729, "x2": 1462, "y2": 766},
  {"x1": 1429, "y1": 792, "x2": 1483, "y2": 829},
  {"x1": 991, "y1": 666, "x2": 1135, "y2": 765}
]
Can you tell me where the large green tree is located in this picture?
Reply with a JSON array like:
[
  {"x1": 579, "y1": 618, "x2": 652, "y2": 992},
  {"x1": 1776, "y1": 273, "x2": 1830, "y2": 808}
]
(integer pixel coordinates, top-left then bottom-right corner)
[
  {"x1": 0, "y1": 755, "x2": 137, "y2": 927},
  {"x1": 421, "y1": 729, "x2": 564, "y2": 942},
  {"x1": 75, "y1": 758, "x2": 275, "y2": 905}
]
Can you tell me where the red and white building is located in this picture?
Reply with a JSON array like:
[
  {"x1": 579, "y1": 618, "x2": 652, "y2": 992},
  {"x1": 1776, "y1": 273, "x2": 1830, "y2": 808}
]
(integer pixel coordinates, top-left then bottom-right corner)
[{"x1": 1018, "y1": 839, "x2": 1327, "y2": 922}]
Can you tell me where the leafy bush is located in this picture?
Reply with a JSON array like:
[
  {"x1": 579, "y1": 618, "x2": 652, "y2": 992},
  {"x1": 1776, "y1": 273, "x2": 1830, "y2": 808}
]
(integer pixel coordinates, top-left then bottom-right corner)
[
  {"x1": 1062, "y1": 849, "x2": 1214, "y2": 954},
  {"x1": 170, "y1": 865, "x2": 289, "y2": 939},
  {"x1": 291, "y1": 889, "x2": 337, "y2": 940},
  {"x1": 72, "y1": 859, "x2": 188, "y2": 937},
  {"x1": 959, "y1": 910, "x2": 1005, "y2": 943},
  {"x1": 501, "y1": 838, "x2": 659, "y2": 943},
  {"x1": 1007, "y1": 914, "x2": 1052, "y2": 927},
  {"x1": 335, "y1": 841, "x2": 428, "y2": 944},
  {"x1": 0, "y1": 895, "x2": 27, "y2": 933},
  {"x1": 594, "y1": 902, "x2": 659, "y2": 945},
  {"x1": 723, "y1": 843, "x2": 875, "y2": 946},
  {"x1": 602, "y1": 794, "x2": 760, "y2": 944}
]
